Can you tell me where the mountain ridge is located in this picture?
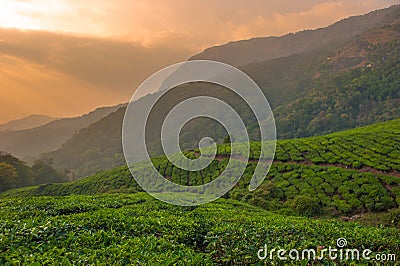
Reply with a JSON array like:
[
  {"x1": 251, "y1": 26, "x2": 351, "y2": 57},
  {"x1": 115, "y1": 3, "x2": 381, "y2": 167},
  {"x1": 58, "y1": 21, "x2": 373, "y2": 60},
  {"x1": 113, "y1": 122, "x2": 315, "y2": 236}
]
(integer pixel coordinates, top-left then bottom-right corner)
[
  {"x1": 0, "y1": 114, "x2": 57, "y2": 132},
  {"x1": 0, "y1": 103, "x2": 126, "y2": 160},
  {"x1": 26, "y1": 6, "x2": 400, "y2": 178},
  {"x1": 190, "y1": 5, "x2": 400, "y2": 66}
]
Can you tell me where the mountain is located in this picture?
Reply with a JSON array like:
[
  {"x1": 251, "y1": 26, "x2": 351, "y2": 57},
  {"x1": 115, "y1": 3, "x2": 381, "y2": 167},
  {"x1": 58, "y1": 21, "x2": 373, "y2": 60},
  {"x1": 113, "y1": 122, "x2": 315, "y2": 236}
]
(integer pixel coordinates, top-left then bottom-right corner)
[
  {"x1": 190, "y1": 5, "x2": 400, "y2": 67},
  {"x1": 0, "y1": 104, "x2": 125, "y2": 160},
  {"x1": 44, "y1": 107, "x2": 126, "y2": 178},
  {"x1": 43, "y1": 9, "x2": 400, "y2": 178},
  {"x1": 2, "y1": 7, "x2": 400, "y2": 266},
  {"x1": 272, "y1": 22, "x2": 400, "y2": 138},
  {"x1": 0, "y1": 115, "x2": 57, "y2": 132}
]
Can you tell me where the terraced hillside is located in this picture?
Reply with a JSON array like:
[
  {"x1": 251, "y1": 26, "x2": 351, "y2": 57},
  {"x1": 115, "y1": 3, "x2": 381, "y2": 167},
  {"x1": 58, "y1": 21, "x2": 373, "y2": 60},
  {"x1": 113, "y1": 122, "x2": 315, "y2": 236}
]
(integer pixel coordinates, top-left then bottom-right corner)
[{"x1": 4, "y1": 119, "x2": 400, "y2": 219}]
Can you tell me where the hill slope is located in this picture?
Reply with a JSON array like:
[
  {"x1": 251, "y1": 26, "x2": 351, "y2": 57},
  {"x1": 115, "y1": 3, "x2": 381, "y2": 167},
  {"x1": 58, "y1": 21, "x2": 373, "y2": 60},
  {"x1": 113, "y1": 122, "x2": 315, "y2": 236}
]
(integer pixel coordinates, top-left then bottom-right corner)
[
  {"x1": 45, "y1": 107, "x2": 126, "y2": 178},
  {"x1": 9, "y1": 119, "x2": 400, "y2": 219},
  {"x1": 0, "y1": 104, "x2": 125, "y2": 160},
  {"x1": 272, "y1": 23, "x2": 400, "y2": 138},
  {"x1": 0, "y1": 115, "x2": 56, "y2": 132},
  {"x1": 190, "y1": 5, "x2": 400, "y2": 66},
  {"x1": 44, "y1": 15, "x2": 400, "y2": 177},
  {"x1": 2, "y1": 120, "x2": 400, "y2": 264}
]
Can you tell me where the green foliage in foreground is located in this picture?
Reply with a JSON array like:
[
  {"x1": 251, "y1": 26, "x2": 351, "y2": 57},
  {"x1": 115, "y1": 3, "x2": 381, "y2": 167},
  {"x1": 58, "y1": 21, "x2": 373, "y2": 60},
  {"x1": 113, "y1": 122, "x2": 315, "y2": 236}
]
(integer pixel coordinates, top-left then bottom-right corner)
[{"x1": 0, "y1": 193, "x2": 399, "y2": 265}]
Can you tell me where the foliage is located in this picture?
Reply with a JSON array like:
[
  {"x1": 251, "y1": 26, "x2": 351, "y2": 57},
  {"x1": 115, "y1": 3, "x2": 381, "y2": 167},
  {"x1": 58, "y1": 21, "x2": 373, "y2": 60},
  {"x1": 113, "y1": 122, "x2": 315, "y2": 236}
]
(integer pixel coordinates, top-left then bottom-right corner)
[
  {"x1": 273, "y1": 118, "x2": 400, "y2": 172},
  {"x1": 31, "y1": 159, "x2": 68, "y2": 185},
  {"x1": 275, "y1": 38, "x2": 400, "y2": 138},
  {"x1": 4, "y1": 119, "x2": 400, "y2": 218},
  {"x1": 0, "y1": 193, "x2": 399, "y2": 265},
  {"x1": 0, "y1": 152, "x2": 67, "y2": 192},
  {"x1": 0, "y1": 162, "x2": 17, "y2": 191},
  {"x1": 284, "y1": 195, "x2": 322, "y2": 217}
]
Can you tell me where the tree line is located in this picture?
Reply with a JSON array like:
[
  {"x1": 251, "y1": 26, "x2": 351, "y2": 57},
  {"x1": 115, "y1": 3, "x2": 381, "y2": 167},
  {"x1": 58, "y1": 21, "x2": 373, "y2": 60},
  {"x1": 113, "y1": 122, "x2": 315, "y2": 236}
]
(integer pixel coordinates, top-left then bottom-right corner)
[{"x1": 0, "y1": 151, "x2": 68, "y2": 192}]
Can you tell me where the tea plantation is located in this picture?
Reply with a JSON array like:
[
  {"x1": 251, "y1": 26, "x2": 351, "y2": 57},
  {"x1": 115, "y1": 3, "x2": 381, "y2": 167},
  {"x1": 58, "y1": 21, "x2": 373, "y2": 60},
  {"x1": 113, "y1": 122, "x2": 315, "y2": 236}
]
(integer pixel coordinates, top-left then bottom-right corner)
[
  {"x1": 0, "y1": 193, "x2": 399, "y2": 265},
  {"x1": 1, "y1": 119, "x2": 400, "y2": 264},
  {"x1": 4, "y1": 120, "x2": 400, "y2": 217}
]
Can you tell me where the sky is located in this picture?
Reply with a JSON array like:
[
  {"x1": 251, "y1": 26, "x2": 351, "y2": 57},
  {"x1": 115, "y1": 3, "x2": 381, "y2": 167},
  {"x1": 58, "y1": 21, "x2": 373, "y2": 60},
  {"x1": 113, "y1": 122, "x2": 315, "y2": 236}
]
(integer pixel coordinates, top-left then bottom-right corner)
[{"x1": 0, "y1": 0, "x2": 399, "y2": 123}]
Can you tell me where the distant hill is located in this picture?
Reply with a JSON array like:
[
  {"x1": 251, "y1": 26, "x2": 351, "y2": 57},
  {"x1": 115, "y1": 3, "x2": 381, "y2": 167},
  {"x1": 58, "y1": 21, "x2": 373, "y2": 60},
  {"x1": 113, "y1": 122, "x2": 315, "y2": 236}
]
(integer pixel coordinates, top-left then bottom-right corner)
[
  {"x1": 0, "y1": 114, "x2": 56, "y2": 132},
  {"x1": 44, "y1": 107, "x2": 126, "y2": 178},
  {"x1": 190, "y1": 5, "x2": 400, "y2": 66},
  {"x1": 0, "y1": 104, "x2": 125, "y2": 160}
]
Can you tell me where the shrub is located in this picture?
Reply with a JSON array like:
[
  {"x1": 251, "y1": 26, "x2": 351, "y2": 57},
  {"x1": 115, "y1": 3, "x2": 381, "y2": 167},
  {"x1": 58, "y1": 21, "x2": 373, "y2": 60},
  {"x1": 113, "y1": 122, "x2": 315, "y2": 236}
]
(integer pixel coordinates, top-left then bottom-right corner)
[{"x1": 285, "y1": 195, "x2": 322, "y2": 217}]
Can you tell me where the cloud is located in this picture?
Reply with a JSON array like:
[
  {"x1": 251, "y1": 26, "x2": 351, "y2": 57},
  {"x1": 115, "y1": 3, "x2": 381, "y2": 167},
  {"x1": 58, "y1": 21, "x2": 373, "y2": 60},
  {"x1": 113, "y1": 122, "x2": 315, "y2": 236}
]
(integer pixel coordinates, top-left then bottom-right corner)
[
  {"x1": 206, "y1": 0, "x2": 400, "y2": 44},
  {"x1": 2, "y1": 0, "x2": 398, "y2": 47},
  {"x1": 0, "y1": 0, "x2": 398, "y2": 123},
  {"x1": 0, "y1": 55, "x2": 119, "y2": 123},
  {"x1": 0, "y1": 29, "x2": 193, "y2": 123},
  {"x1": 0, "y1": 29, "x2": 192, "y2": 91}
]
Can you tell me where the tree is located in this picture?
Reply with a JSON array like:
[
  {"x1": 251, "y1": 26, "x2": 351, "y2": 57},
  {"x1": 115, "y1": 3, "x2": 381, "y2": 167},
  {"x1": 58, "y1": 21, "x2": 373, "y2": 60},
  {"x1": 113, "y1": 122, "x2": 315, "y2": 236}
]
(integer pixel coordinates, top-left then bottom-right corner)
[
  {"x1": 285, "y1": 195, "x2": 322, "y2": 217},
  {"x1": 0, "y1": 152, "x2": 33, "y2": 187},
  {"x1": 223, "y1": 135, "x2": 233, "y2": 144},
  {"x1": 0, "y1": 162, "x2": 17, "y2": 192},
  {"x1": 32, "y1": 159, "x2": 68, "y2": 185}
]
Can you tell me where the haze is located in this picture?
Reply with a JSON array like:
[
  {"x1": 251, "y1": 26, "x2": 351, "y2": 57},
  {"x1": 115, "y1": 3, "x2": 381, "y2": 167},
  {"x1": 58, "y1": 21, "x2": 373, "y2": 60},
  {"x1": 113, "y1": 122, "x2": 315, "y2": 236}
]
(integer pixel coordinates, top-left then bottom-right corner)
[{"x1": 0, "y1": 0, "x2": 398, "y2": 123}]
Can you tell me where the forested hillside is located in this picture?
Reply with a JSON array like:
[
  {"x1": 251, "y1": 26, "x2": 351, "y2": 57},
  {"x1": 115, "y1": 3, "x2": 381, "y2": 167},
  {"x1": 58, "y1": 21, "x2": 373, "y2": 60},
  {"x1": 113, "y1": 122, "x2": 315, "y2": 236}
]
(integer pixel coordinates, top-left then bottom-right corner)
[
  {"x1": 44, "y1": 16, "x2": 400, "y2": 178},
  {"x1": 190, "y1": 5, "x2": 400, "y2": 66},
  {"x1": 274, "y1": 24, "x2": 400, "y2": 138}
]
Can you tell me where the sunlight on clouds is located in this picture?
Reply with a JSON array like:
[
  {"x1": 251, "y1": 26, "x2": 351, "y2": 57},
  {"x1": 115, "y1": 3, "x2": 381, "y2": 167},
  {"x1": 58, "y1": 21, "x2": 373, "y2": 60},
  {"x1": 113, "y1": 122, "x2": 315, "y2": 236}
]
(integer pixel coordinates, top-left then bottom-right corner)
[
  {"x1": 0, "y1": 0, "x2": 71, "y2": 30},
  {"x1": 0, "y1": 1, "x2": 41, "y2": 30},
  {"x1": 0, "y1": 0, "x2": 399, "y2": 123},
  {"x1": 0, "y1": 0, "x2": 110, "y2": 34},
  {"x1": 0, "y1": 55, "x2": 124, "y2": 123},
  {"x1": 1, "y1": 0, "x2": 398, "y2": 46}
]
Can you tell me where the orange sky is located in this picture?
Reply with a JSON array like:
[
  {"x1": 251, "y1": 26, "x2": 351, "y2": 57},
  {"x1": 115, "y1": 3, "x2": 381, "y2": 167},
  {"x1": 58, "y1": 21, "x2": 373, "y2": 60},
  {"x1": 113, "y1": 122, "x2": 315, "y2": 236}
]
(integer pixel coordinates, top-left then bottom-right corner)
[{"x1": 0, "y1": 0, "x2": 399, "y2": 123}]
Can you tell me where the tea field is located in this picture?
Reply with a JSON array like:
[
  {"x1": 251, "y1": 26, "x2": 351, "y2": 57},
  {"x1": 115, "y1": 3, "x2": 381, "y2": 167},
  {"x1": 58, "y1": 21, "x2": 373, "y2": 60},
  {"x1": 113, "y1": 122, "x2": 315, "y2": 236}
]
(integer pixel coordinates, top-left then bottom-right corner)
[
  {"x1": 4, "y1": 119, "x2": 400, "y2": 218},
  {"x1": 2, "y1": 120, "x2": 400, "y2": 264},
  {"x1": 0, "y1": 193, "x2": 399, "y2": 265}
]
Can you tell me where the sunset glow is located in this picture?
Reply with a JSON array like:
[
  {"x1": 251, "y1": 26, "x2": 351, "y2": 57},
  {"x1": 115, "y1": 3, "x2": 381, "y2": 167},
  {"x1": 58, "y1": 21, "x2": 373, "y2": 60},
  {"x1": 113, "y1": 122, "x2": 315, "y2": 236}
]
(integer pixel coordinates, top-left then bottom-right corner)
[
  {"x1": 0, "y1": 0, "x2": 399, "y2": 123},
  {"x1": 0, "y1": 0, "x2": 70, "y2": 31}
]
